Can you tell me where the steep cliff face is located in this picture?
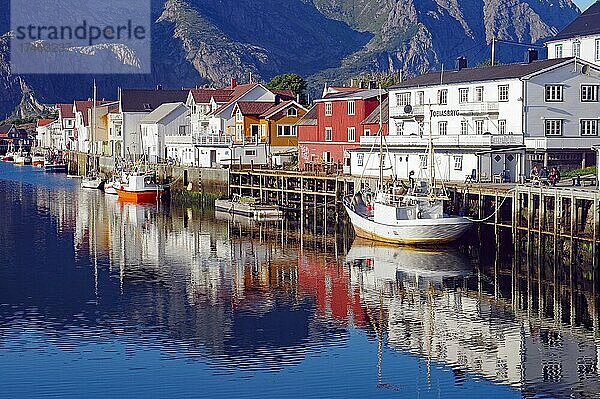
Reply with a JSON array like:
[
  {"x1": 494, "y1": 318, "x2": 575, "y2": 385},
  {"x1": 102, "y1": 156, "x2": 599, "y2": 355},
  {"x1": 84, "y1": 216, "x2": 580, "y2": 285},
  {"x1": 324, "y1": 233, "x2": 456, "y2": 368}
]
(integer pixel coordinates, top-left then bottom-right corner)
[{"x1": 0, "y1": 0, "x2": 581, "y2": 118}]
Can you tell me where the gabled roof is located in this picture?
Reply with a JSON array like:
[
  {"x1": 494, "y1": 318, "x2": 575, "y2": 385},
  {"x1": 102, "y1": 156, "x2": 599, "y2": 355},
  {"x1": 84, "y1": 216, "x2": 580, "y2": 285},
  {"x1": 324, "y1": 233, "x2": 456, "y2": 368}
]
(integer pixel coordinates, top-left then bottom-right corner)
[
  {"x1": 272, "y1": 89, "x2": 295, "y2": 101},
  {"x1": 260, "y1": 100, "x2": 306, "y2": 119},
  {"x1": 235, "y1": 101, "x2": 275, "y2": 116},
  {"x1": 389, "y1": 58, "x2": 571, "y2": 89},
  {"x1": 552, "y1": 1, "x2": 600, "y2": 41},
  {"x1": 361, "y1": 98, "x2": 389, "y2": 125},
  {"x1": 121, "y1": 89, "x2": 189, "y2": 113},
  {"x1": 295, "y1": 106, "x2": 317, "y2": 126},
  {"x1": 74, "y1": 100, "x2": 111, "y2": 126},
  {"x1": 190, "y1": 88, "x2": 234, "y2": 103},
  {"x1": 316, "y1": 89, "x2": 384, "y2": 102},
  {"x1": 56, "y1": 103, "x2": 75, "y2": 119},
  {"x1": 37, "y1": 119, "x2": 55, "y2": 127},
  {"x1": 211, "y1": 83, "x2": 262, "y2": 116},
  {"x1": 140, "y1": 102, "x2": 188, "y2": 124},
  {"x1": 0, "y1": 124, "x2": 15, "y2": 135}
]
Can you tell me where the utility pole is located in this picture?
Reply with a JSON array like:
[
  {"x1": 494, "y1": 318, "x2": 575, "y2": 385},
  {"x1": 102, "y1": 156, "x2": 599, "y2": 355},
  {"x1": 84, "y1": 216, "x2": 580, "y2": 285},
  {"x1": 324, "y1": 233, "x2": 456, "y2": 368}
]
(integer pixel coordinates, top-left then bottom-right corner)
[{"x1": 491, "y1": 37, "x2": 496, "y2": 66}]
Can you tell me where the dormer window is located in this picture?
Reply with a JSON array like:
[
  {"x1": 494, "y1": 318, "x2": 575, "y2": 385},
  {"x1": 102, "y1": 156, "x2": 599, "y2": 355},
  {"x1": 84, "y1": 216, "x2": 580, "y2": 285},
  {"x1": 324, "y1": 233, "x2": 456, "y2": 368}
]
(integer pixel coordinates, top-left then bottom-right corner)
[
  {"x1": 143, "y1": 103, "x2": 152, "y2": 111},
  {"x1": 287, "y1": 107, "x2": 297, "y2": 117},
  {"x1": 235, "y1": 109, "x2": 243, "y2": 122}
]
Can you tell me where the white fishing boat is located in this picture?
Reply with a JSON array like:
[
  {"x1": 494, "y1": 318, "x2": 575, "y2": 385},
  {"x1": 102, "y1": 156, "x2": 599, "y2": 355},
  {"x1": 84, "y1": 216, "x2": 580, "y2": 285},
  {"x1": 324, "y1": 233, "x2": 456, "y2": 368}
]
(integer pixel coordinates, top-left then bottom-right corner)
[
  {"x1": 104, "y1": 178, "x2": 119, "y2": 195},
  {"x1": 215, "y1": 194, "x2": 283, "y2": 220},
  {"x1": 13, "y1": 152, "x2": 32, "y2": 165},
  {"x1": 343, "y1": 92, "x2": 472, "y2": 245},
  {"x1": 115, "y1": 172, "x2": 167, "y2": 203},
  {"x1": 81, "y1": 174, "x2": 104, "y2": 189}
]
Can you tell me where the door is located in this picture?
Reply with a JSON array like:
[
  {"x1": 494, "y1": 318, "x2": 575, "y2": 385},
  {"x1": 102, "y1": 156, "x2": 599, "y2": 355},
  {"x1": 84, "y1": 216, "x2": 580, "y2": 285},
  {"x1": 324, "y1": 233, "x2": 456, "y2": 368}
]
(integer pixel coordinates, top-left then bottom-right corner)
[{"x1": 210, "y1": 150, "x2": 216, "y2": 167}]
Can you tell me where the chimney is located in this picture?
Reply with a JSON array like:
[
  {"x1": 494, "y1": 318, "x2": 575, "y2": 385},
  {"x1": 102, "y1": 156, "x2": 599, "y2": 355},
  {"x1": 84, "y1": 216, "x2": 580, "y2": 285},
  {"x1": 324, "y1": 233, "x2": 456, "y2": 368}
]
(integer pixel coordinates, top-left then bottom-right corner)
[
  {"x1": 456, "y1": 56, "x2": 467, "y2": 71},
  {"x1": 230, "y1": 78, "x2": 237, "y2": 89},
  {"x1": 156, "y1": 85, "x2": 162, "y2": 90},
  {"x1": 525, "y1": 48, "x2": 538, "y2": 64}
]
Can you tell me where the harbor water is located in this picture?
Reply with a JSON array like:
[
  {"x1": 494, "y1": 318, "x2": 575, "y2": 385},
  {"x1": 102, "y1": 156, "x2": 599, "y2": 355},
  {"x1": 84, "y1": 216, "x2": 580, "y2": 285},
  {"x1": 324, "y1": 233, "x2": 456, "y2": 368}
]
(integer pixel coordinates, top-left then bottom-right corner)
[{"x1": 0, "y1": 162, "x2": 599, "y2": 398}]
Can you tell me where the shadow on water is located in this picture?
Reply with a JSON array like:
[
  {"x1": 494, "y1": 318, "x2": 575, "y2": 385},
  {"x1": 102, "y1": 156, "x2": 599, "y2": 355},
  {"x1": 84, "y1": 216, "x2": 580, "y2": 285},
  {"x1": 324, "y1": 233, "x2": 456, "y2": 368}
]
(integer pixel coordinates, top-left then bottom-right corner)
[{"x1": 0, "y1": 162, "x2": 599, "y2": 398}]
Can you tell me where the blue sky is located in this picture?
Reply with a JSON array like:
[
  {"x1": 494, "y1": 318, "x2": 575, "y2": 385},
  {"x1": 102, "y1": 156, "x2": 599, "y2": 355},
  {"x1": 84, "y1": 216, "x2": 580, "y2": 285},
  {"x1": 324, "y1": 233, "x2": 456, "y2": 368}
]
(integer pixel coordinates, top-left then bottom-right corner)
[{"x1": 574, "y1": 0, "x2": 595, "y2": 11}]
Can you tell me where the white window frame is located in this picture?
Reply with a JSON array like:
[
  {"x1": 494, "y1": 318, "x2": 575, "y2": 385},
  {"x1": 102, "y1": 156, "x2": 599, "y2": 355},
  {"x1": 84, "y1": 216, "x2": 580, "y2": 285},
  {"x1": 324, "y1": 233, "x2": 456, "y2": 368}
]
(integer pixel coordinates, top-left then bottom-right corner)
[
  {"x1": 498, "y1": 85, "x2": 509, "y2": 102},
  {"x1": 347, "y1": 126, "x2": 356, "y2": 142},
  {"x1": 322, "y1": 151, "x2": 331, "y2": 163},
  {"x1": 459, "y1": 88, "x2": 469, "y2": 104},
  {"x1": 474, "y1": 86, "x2": 484, "y2": 103},
  {"x1": 545, "y1": 85, "x2": 564, "y2": 102},
  {"x1": 357, "y1": 153, "x2": 364, "y2": 167},
  {"x1": 395, "y1": 121, "x2": 404, "y2": 135},
  {"x1": 277, "y1": 124, "x2": 297, "y2": 137},
  {"x1": 580, "y1": 119, "x2": 598, "y2": 136},
  {"x1": 475, "y1": 120, "x2": 484, "y2": 135},
  {"x1": 287, "y1": 107, "x2": 298, "y2": 117},
  {"x1": 460, "y1": 120, "x2": 468, "y2": 135},
  {"x1": 438, "y1": 89, "x2": 448, "y2": 105},
  {"x1": 347, "y1": 100, "x2": 355, "y2": 116},
  {"x1": 364, "y1": 128, "x2": 371, "y2": 137},
  {"x1": 438, "y1": 121, "x2": 448, "y2": 136},
  {"x1": 545, "y1": 119, "x2": 563, "y2": 136},
  {"x1": 498, "y1": 119, "x2": 506, "y2": 135},
  {"x1": 581, "y1": 85, "x2": 599, "y2": 102},
  {"x1": 416, "y1": 91, "x2": 424, "y2": 106},
  {"x1": 325, "y1": 127, "x2": 332, "y2": 142},
  {"x1": 396, "y1": 92, "x2": 411, "y2": 107},
  {"x1": 453, "y1": 155, "x2": 463, "y2": 171},
  {"x1": 555, "y1": 44, "x2": 563, "y2": 58},
  {"x1": 235, "y1": 109, "x2": 243, "y2": 122},
  {"x1": 325, "y1": 102, "x2": 332, "y2": 116},
  {"x1": 419, "y1": 154, "x2": 428, "y2": 169},
  {"x1": 572, "y1": 40, "x2": 581, "y2": 58}
]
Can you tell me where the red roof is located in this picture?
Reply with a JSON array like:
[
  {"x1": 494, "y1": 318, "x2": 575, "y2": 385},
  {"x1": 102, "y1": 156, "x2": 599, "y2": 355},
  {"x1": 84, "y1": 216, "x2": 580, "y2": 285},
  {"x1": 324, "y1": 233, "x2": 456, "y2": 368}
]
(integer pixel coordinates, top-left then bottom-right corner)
[
  {"x1": 272, "y1": 90, "x2": 295, "y2": 101},
  {"x1": 37, "y1": 119, "x2": 55, "y2": 127},
  {"x1": 236, "y1": 101, "x2": 275, "y2": 116},
  {"x1": 259, "y1": 100, "x2": 305, "y2": 118},
  {"x1": 56, "y1": 103, "x2": 75, "y2": 119},
  {"x1": 190, "y1": 88, "x2": 234, "y2": 103}
]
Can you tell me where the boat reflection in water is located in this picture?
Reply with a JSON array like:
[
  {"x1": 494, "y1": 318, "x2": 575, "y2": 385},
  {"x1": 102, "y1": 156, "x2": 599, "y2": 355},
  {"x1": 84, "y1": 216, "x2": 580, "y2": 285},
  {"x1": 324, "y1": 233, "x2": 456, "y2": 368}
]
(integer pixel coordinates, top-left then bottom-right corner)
[{"x1": 344, "y1": 238, "x2": 472, "y2": 291}]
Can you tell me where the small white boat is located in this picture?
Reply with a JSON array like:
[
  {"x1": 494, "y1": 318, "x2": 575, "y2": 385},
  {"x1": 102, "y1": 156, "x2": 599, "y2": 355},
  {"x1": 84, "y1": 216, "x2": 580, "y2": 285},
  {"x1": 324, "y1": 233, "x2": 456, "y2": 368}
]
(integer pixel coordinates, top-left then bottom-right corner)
[
  {"x1": 103, "y1": 177, "x2": 119, "y2": 195},
  {"x1": 13, "y1": 153, "x2": 32, "y2": 165},
  {"x1": 215, "y1": 194, "x2": 283, "y2": 220},
  {"x1": 81, "y1": 175, "x2": 104, "y2": 190}
]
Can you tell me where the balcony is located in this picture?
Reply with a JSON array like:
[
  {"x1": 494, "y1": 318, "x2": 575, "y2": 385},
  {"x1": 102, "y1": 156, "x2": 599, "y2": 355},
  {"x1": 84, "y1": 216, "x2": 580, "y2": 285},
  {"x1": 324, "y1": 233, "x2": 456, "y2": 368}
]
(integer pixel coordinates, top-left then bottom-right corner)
[
  {"x1": 458, "y1": 102, "x2": 499, "y2": 115},
  {"x1": 389, "y1": 104, "x2": 425, "y2": 119},
  {"x1": 360, "y1": 134, "x2": 523, "y2": 148},
  {"x1": 195, "y1": 134, "x2": 233, "y2": 146},
  {"x1": 525, "y1": 136, "x2": 600, "y2": 150}
]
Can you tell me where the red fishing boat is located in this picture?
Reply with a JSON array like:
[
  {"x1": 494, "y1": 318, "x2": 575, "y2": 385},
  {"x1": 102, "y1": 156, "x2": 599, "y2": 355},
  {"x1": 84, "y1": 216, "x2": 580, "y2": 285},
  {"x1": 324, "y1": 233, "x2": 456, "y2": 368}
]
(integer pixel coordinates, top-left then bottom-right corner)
[{"x1": 115, "y1": 173, "x2": 167, "y2": 203}]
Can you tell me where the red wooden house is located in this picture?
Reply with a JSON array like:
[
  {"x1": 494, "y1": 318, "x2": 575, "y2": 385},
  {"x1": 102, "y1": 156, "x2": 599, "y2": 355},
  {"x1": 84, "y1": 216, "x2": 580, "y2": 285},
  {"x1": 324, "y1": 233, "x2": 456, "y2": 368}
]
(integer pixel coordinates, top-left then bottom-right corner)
[{"x1": 296, "y1": 89, "x2": 387, "y2": 170}]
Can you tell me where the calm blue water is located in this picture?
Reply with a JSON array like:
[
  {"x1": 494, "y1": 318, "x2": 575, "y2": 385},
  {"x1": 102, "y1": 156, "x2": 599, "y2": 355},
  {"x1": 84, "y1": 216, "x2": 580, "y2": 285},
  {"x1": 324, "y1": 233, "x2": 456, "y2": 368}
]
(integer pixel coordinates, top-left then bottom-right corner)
[{"x1": 0, "y1": 162, "x2": 598, "y2": 398}]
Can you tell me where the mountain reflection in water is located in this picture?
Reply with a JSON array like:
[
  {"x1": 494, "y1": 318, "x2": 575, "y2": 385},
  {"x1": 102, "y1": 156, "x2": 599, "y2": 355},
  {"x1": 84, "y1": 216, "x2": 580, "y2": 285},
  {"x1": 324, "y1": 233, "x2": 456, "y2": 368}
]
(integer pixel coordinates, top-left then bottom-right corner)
[{"x1": 0, "y1": 163, "x2": 599, "y2": 399}]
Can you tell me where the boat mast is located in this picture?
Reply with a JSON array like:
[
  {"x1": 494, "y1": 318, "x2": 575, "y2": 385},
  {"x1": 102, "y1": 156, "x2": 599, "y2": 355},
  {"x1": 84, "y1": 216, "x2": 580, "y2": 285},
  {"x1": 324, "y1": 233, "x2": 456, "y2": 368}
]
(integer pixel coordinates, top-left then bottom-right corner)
[
  {"x1": 378, "y1": 85, "x2": 384, "y2": 189},
  {"x1": 92, "y1": 79, "x2": 97, "y2": 156},
  {"x1": 427, "y1": 101, "x2": 435, "y2": 187}
]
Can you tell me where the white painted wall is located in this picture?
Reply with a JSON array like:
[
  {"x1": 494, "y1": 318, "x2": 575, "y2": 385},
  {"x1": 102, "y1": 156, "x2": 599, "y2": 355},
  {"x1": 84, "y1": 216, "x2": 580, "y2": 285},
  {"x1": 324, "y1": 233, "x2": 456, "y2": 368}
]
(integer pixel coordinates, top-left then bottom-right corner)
[{"x1": 547, "y1": 36, "x2": 600, "y2": 66}]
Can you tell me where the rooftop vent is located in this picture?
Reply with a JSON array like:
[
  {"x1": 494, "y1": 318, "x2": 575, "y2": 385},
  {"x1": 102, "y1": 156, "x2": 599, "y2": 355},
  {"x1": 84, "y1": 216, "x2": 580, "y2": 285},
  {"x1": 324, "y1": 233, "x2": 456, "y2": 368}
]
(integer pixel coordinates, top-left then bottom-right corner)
[{"x1": 457, "y1": 56, "x2": 467, "y2": 71}]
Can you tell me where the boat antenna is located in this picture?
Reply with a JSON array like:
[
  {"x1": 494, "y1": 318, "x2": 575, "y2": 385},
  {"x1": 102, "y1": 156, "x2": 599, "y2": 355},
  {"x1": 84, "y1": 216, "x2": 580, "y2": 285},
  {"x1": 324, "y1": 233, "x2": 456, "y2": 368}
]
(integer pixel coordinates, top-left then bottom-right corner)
[{"x1": 378, "y1": 84, "x2": 384, "y2": 189}]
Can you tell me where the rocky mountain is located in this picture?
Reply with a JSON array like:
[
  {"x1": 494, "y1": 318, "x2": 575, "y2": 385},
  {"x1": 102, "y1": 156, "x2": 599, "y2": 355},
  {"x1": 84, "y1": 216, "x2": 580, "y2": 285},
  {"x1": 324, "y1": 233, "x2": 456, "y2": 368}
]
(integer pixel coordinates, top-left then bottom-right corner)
[{"x1": 0, "y1": 0, "x2": 581, "y2": 119}]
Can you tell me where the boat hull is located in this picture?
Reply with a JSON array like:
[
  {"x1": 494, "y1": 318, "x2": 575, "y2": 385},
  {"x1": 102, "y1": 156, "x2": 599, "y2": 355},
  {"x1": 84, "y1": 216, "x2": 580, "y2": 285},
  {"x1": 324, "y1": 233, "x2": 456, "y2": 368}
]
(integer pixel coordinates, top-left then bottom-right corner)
[
  {"x1": 81, "y1": 178, "x2": 104, "y2": 190},
  {"x1": 215, "y1": 199, "x2": 283, "y2": 220},
  {"x1": 45, "y1": 164, "x2": 67, "y2": 173},
  {"x1": 14, "y1": 157, "x2": 32, "y2": 165},
  {"x1": 104, "y1": 184, "x2": 118, "y2": 195},
  {"x1": 116, "y1": 188, "x2": 165, "y2": 203},
  {"x1": 344, "y1": 203, "x2": 472, "y2": 245}
]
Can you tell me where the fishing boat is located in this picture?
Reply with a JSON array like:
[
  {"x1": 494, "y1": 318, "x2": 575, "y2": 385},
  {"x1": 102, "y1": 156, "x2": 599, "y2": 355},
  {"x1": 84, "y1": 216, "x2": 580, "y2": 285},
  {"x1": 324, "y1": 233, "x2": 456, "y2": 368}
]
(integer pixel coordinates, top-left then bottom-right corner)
[
  {"x1": 13, "y1": 153, "x2": 32, "y2": 165},
  {"x1": 31, "y1": 155, "x2": 45, "y2": 167},
  {"x1": 215, "y1": 194, "x2": 283, "y2": 220},
  {"x1": 115, "y1": 172, "x2": 166, "y2": 203},
  {"x1": 103, "y1": 177, "x2": 119, "y2": 195},
  {"x1": 44, "y1": 160, "x2": 68, "y2": 173},
  {"x1": 343, "y1": 94, "x2": 472, "y2": 245},
  {"x1": 2, "y1": 153, "x2": 14, "y2": 162},
  {"x1": 81, "y1": 174, "x2": 104, "y2": 190}
]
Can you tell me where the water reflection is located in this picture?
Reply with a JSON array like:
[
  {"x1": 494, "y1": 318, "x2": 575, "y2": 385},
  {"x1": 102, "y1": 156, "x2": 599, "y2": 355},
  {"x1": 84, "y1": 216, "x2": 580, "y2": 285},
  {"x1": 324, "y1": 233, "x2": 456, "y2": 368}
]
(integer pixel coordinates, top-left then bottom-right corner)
[{"x1": 0, "y1": 163, "x2": 599, "y2": 398}]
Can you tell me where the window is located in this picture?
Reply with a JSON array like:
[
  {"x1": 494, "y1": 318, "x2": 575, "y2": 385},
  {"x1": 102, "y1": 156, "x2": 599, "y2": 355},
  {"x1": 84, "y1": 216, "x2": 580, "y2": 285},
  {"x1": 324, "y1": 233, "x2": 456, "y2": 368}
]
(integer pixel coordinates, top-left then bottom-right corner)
[
  {"x1": 347, "y1": 127, "x2": 356, "y2": 142},
  {"x1": 545, "y1": 119, "x2": 563, "y2": 136},
  {"x1": 438, "y1": 121, "x2": 447, "y2": 136},
  {"x1": 459, "y1": 88, "x2": 469, "y2": 103},
  {"x1": 453, "y1": 155, "x2": 463, "y2": 171},
  {"x1": 580, "y1": 120, "x2": 598, "y2": 136},
  {"x1": 277, "y1": 125, "x2": 297, "y2": 136},
  {"x1": 364, "y1": 129, "x2": 371, "y2": 136},
  {"x1": 347, "y1": 101, "x2": 356, "y2": 116},
  {"x1": 357, "y1": 153, "x2": 364, "y2": 166},
  {"x1": 235, "y1": 109, "x2": 243, "y2": 122},
  {"x1": 419, "y1": 154, "x2": 428, "y2": 169},
  {"x1": 596, "y1": 38, "x2": 600, "y2": 61},
  {"x1": 396, "y1": 92, "x2": 411, "y2": 107},
  {"x1": 498, "y1": 85, "x2": 509, "y2": 102},
  {"x1": 143, "y1": 103, "x2": 152, "y2": 111},
  {"x1": 498, "y1": 119, "x2": 506, "y2": 135},
  {"x1": 438, "y1": 89, "x2": 448, "y2": 105},
  {"x1": 555, "y1": 44, "x2": 563, "y2": 58},
  {"x1": 475, "y1": 87, "x2": 484, "y2": 102},
  {"x1": 475, "y1": 120, "x2": 484, "y2": 135},
  {"x1": 416, "y1": 91, "x2": 424, "y2": 106},
  {"x1": 287, "y1": 107, "x2": 297, "y2": 117},
  {"x1": 545, "y1": 85, "x2": 563, "y2": 102},
  {"x1": 573, "y1": 41, "x2": 580, "y2": 58},
  {"x1": 581, "y1": 85, "x2": 599, "y2": 102},
  {"x1": 178, "y1": 125, "x2": 187, "y2": 135},
  {"x1": 245, "y1": 149, "x2": 256, "y2": 156},
  {"x1": 322, "y1": 152, "x2": 331, "y2": 163},
  {"x1": 325, "y1": 127, "x2": 332, "y2": 141},
  {"x1": 395, "y1": 121, "x2": 404, "y2": 135},
  {"x1": 325, "y1": 102, "x2": 332, "y2": 116},
  {"x1": 460, "y1": 120, "x2": 468, "y2": 135}
]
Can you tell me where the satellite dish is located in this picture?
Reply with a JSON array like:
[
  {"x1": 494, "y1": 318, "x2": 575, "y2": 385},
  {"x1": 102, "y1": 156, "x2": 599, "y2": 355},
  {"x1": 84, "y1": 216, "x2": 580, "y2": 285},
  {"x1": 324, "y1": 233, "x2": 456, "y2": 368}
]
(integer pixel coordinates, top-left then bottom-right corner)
[
  {"x1": 404, "y1": 105, "x2": 413, "y2": 114},
  {"x1": 582, "y1": 65, "x2": 589, "y2": 75}
]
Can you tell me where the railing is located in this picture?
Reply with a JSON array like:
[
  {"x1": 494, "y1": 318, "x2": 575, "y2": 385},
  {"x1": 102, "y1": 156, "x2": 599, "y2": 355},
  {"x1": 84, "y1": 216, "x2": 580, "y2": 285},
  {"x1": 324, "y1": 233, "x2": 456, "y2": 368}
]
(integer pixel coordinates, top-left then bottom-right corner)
[
  {"x1": 360, "y1": 134, "x2": 524, "y2": 147},
  {"x1": 196, "y1": 135, "x2": 233, "y2": 145},
  {"x1": 389, "y1": 105, "x2": 425, "y2": 118},
  {"x1": 459, "y1": 102, "x2": 499, "y2": 114}
]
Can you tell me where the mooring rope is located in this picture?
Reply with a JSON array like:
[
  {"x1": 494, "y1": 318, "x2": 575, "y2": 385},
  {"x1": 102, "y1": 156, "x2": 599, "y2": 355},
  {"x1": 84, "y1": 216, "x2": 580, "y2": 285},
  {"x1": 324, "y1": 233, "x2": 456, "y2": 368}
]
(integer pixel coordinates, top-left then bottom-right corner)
[{"x1": 464, "y1": 187, "x2": 516, "y2": 223}]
